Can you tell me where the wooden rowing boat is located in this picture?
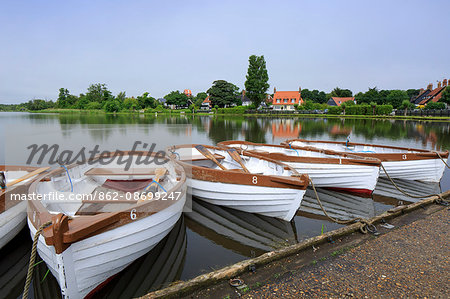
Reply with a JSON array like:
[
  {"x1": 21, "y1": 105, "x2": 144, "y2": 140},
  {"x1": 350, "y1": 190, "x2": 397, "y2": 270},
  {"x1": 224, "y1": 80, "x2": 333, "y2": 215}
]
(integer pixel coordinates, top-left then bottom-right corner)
[
  {"x1": 218, "y1": 140, "x2": 381, "y2": 195},
  {"x1": 282, "y1": 139, "x2": 448, "y2": 183},
  {"x1": 169, "y1": 144, "x2": 309, "y2": 221},
  {"x1": 26, "y1": 152, "x2": 187, "y2": 298},
  {"x1": 0, "y1": 165, "x2": 49, "y2": 250}
]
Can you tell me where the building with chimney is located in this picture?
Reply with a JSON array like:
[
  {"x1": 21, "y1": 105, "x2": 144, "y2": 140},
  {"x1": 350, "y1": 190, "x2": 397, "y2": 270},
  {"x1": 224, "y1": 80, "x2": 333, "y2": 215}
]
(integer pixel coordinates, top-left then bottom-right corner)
[
  {"x1": 272, "y1": 87, "x2": 303, "y2": 110},
  {"x1": 412, "y1": 79, "x2": 448, "y2": 106}
]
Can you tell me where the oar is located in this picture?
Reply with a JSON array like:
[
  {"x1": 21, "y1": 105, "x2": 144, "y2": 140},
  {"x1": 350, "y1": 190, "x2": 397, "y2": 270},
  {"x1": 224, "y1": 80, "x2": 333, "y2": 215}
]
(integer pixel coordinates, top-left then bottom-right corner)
[
  {"x1": 194, "y1": 145, "x2": 227, "y2": 170},
  {"x1": 139, "y1": 168, "x2": 167, "y2": 203},
  {"x1": 226, "y1": 148, "x2": 250, "y2": 173},
  {"x1": 6, "y1": 167, "x2": 50, "y2": 188},
  {"x1": 147, "y1": 168, "x2": 167, "y2": 194}
]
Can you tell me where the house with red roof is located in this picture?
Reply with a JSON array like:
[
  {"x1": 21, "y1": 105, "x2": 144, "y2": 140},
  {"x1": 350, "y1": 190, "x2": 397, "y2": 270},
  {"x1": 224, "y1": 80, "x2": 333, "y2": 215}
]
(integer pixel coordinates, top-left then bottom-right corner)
[
  {"x1": 327, "y1": 97, "x2": 356, "y2": 106},
  {"x1": 272, "y1": 87, "x2": 303, "y2": 110},
  {"x1": 200, "y1": 96, "x2": 211, "y2": 110},
  {"x1": 416, "y1": 79, "x2": 448, "y2": 106},
  {"x1": 184, "y1": 89, "x2": 192, "y2": 97}
]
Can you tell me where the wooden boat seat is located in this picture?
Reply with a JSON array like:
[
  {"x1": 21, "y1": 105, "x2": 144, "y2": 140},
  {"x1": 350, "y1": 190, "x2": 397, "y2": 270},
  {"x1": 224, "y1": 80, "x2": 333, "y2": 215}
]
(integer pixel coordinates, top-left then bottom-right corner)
[{"x1": 85, "y1": 168, "x2": 161, "y2": 176}]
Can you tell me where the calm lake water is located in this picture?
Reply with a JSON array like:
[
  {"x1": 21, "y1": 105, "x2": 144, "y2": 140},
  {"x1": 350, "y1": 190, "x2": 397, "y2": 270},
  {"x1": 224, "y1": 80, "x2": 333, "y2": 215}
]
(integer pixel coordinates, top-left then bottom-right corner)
[{"x1": 0, "y1": 112, "x2": 448, "y2": 298}]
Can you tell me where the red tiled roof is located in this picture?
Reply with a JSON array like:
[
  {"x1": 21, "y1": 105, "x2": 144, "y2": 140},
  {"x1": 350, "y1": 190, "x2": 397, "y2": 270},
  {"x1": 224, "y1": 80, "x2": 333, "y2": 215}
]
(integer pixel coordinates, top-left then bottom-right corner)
[
  {"x1": 202, "y1": 96, "x2": 211, "y2": 104},
  {"x1": 329, "y1": 97, "x2": 355, "y2": 106},
  {"x1": 272, "y1": 91, "x2": 302, "y2": 105},
  {"x1": 418, "y1": 87, "x2": 445, "y2": 105}
]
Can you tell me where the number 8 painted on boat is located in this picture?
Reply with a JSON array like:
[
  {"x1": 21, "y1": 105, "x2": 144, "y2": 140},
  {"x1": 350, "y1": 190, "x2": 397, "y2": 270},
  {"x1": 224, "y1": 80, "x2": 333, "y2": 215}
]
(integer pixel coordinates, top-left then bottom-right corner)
[
  {"x1": 402, "y1": 154, "x2": 407, "y2": 160},
  {"x1": 252, "y1": 176, "x2": 258, "y2": 184}
]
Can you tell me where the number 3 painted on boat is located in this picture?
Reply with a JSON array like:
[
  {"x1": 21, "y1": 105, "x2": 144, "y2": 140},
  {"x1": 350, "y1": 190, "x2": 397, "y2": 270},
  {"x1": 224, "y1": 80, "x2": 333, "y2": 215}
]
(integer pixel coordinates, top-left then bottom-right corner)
[
  {"x1": 402, "y1": 154, "x2": 407, "y2": 160},
  {"x1": 252, "y1": 176, "x2": 258, "y2": 184},
  {"x1": 130, "y1": 209, "x2": 137, "y2": 220}
]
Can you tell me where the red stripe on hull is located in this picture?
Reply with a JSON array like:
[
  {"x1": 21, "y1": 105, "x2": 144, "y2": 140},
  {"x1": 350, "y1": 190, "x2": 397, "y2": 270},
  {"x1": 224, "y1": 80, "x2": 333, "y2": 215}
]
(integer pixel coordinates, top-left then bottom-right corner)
[{"x1": 326, "y1": 187, "x2": 373, "y2": 197}]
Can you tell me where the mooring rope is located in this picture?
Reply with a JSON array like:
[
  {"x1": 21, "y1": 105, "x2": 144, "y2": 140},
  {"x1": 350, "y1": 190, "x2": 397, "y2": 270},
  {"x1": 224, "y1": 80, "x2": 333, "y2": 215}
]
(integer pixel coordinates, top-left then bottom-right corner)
[
  {"x1": 433, "y1": 151, "x2": 450, "y2": 169},
  {"x1": 379, "y1": 164, "x2": 447, "y2": 203},
  {"x1": 308, "y1": 178, "x2": 375, "y2": 234},
  {"x1": 22, "y1": 220, "x2": 52, "y2": 299}
]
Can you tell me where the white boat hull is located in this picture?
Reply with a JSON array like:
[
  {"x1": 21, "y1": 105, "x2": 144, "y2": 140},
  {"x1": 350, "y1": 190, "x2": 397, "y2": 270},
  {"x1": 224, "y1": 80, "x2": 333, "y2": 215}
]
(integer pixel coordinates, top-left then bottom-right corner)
[
  {"x1": 0, "y1": 201, "x2": 26, "y2": 250},
  {"x1": 285, "y1": 161, "x2": 379, "y2": 194},
  {"x1": 188, "y1": 178, "x2": 305, "y2": 221},
  {"x1": 28, "y1": 195, "x2": 186, "y2": 299},
  {"x1": 380, "y1": 159, "x2": 446, "y2": 183}
]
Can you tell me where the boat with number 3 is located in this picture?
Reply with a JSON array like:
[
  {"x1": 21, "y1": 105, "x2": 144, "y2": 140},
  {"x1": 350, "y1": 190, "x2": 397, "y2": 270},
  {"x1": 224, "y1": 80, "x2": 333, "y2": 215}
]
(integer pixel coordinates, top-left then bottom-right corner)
[{"x1": 282, "y1": 139, "x2": 448, "y2": 183}]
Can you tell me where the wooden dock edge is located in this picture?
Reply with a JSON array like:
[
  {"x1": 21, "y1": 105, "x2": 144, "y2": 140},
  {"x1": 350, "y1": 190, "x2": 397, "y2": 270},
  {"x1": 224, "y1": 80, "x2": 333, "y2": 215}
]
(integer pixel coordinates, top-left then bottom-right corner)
[{"x1": 140, "y1": 190, "x2": 450, "y2": 299}]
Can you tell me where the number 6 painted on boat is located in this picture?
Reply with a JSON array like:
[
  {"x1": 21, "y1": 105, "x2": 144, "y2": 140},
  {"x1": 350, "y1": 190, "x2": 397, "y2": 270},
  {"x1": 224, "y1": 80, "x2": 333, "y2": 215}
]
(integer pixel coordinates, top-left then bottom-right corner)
[
  {"x1": 130, "y1": 209, "x2": 137, "y2": 220},
  {"x1": 252, "y1": 176, "x2": 258, "y2": 184}
]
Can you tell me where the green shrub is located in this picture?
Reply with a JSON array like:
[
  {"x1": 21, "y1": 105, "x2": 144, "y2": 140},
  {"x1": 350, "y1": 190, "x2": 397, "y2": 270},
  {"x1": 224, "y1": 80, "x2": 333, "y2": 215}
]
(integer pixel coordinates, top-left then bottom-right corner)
[
  {"x1": 328, "y1": 106, "x2": 342, "y2": 114},
  {"x1": 103, "y1": 100, "x2": 121, "y2": 113},
  {"x1": 424, "y1": 102, "x2": 445, "y2": 110},
  {"x1": 86, "y1": 102, "x2": 102, "y2": 110},
  {"x1": 376, "y1": 105, "x2": 393, "y2": 115}
]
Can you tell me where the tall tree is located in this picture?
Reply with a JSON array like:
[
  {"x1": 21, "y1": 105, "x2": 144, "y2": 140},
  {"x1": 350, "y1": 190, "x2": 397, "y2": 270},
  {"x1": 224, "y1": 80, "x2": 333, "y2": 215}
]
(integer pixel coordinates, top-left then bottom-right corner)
[
  {"x1": 441, "y1": 86, "x2": 450, "y2": 105},
  {"x1": 86, "y1": 83, "x2": 112, "y2": 104},
  {"x1": 244, "y1": 55, "x2": 269, "y2": 108},
  {"x1": 207, "y1": 80, "x2": 240, "y2": 108},
  {"x1": 330, "y1": 87, "x2": 352, "y2": 98},
  {"x1": 164, "y1": 91, "x2": 189, "y2": 107},
  {"x1": 195, "y1": 92, "x2": 208, "y2": 106},
  {"x1": 137, "y1": 92, "x2": 157, "y2": 108}
]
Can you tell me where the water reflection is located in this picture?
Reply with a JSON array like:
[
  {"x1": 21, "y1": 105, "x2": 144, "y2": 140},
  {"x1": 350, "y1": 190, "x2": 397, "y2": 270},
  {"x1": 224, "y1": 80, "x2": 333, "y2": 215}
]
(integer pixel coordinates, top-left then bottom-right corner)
[
  {"x1": 298, "y1": 187, "x2": 376, "y2": 220},
  {"x1": 33, "y1": 217, "x2": 186, "y2": 299},
  {"x1": 186, "y1": 198, "x2": 297, "y2": 257},
  {"x1": 0, "y1": 112, "x2": 448, "y2": 298},
  {"x1": 0, "y1": 229, "x2": 30, "y2": 299}
]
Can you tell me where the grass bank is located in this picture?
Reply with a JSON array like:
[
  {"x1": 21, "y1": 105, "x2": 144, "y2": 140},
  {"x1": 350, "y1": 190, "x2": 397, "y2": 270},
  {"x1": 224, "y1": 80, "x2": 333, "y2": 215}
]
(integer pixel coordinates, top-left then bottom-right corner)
[{"x1": 19, "y1": 109, "x2": 450, "y2": 121}]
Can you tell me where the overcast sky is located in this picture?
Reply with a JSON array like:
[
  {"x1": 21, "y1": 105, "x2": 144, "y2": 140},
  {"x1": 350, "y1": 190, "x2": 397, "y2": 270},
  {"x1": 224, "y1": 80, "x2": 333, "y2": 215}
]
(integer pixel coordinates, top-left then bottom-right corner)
[{"x1": 1, "y1": 0, "x2": 449, "y2": 104}]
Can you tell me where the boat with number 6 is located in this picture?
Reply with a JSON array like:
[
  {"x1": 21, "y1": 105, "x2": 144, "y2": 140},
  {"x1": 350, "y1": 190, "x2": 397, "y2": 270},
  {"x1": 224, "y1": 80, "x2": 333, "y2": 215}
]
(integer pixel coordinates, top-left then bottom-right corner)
[
  {"x1": 282, "y1": 139, "x2": 449, "y2": 183},
  {"x1": 1, "y1": 165, "x2": 50, "y2": 250},
  {"x1": 26, "y1": 151, "x2": 186, "y2": 299},
  {"x1": 168, "y1": 144, "x2": 309, "y2": 221}
]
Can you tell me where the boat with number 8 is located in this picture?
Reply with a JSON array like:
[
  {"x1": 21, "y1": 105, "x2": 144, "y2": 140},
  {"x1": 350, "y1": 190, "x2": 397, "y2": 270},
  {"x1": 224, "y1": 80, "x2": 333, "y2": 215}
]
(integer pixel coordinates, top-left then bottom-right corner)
[
  {"x1": 26, "y1": 151, "x2": 186, "y2": 299},
  {"x1": 168, "y1": 144, "x2": 309, "y2": 221},
  {"x1": 282, "y1": 139, "x2": 449, "y2": 183}
]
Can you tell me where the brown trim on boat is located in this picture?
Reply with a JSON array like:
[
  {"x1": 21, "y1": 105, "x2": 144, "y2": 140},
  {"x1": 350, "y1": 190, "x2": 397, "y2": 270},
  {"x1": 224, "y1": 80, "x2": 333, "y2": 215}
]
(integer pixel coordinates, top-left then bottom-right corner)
[
  {"x1": 26, "y1": 151, "x2": 187, "y2": 254},
  {"x1": 169, "y1": 144, "x2": 309, "y2": 190},
  {"x1": 0, "y1": 166, "x2": 49, "y2": 213},
  {"x1": 217, "y1": 140, "x2": 381, "y2": 166},
  {"x1": 282, "y1": 139, "x2": 449, "y2": 162}
]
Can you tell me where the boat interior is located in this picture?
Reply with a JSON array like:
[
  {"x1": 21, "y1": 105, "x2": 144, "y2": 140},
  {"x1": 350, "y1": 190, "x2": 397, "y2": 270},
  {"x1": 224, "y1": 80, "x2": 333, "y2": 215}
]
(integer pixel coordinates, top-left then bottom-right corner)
[
  {"x1": 223, "y1": 142, "x2": 362, "y2": 160},
  {"x1": 287, "y1": 140, "x2": 429, "y2": 154},
  {"x1": 174, "y1": 146, "x2": 291, "y2": 176},
  {"x1": 33, "y1": 155, "x2": 181, "y2": 217}
]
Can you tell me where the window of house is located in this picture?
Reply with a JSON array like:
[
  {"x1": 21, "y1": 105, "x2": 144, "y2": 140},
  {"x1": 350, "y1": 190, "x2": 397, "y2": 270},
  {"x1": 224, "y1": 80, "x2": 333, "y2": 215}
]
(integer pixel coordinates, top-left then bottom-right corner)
[
  {"x1": 284, "y1": 99, "x2": 288, "y2": 103},
  {"x1": 291, "y1": 99, "x2": 295, "y2": 103},
  {"x1": 277, "y1": 99, "x2": 281, "y2": 103}
]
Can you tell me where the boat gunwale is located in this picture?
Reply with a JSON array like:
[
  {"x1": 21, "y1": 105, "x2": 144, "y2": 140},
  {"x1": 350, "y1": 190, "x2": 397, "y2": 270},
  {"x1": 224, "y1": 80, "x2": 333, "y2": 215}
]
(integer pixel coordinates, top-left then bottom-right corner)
[
  {"x1": 281, "y1": 138, "x2": 449, "y2": 161},
  {"x1": 1, "y1": 165, "x2": 51, "y2": 213},
  {"x1": 168, "y1": 144, "x2": 309, "y2": 190},
  {"x1": 217, "y1": 140, "x2": 382, "y2": 166}
]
